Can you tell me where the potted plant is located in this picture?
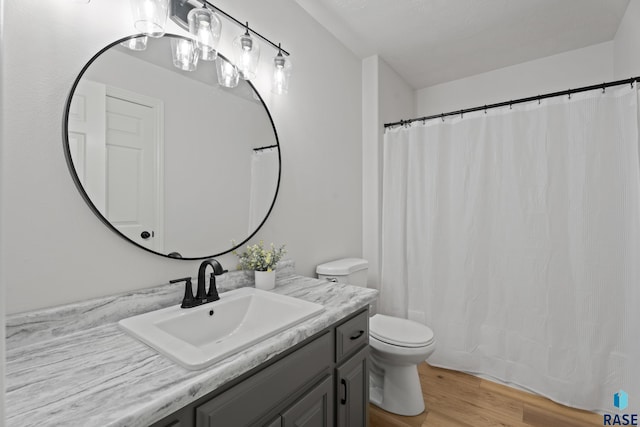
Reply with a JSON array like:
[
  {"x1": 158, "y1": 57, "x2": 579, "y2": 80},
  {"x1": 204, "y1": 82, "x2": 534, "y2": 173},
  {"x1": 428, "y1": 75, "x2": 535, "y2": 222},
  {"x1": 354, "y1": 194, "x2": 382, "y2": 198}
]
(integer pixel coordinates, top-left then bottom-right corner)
[{"x1": 233, "y1": 241, "x2": 286, "y2": 290}]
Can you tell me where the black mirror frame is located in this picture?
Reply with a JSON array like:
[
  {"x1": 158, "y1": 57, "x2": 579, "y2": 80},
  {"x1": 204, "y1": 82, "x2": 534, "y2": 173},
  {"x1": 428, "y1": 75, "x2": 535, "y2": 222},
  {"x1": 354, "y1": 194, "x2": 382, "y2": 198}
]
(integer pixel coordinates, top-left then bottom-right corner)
[{"x1": 62, "y1": 34, "x2": 282, "y2": 261}]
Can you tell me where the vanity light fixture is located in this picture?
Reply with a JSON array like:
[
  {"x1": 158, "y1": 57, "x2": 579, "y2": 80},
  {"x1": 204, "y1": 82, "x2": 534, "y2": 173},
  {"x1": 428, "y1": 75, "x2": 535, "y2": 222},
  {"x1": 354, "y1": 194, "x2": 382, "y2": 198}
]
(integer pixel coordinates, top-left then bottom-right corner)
[
  {"x1": 272, "y1": 44, "x2": 292, "y2": 95},
  {"x1": 171, "y1": 38, "x2": 199, "y2": 71},
  {"x1": 120, "y1": 36, "x2": 148, "y2": 51},
  {"x1": 187, "y1": 6, "x2": 221, "y2": 61},
  {"x1": 129, "y1": 0, "x2": 170, "y2": 38},
  {"x1": 233, "y1": 22, "x2": 260, "y2": 80},
  {"x1": 130, "y1": 0, "x2": 292, "y2": 92}
]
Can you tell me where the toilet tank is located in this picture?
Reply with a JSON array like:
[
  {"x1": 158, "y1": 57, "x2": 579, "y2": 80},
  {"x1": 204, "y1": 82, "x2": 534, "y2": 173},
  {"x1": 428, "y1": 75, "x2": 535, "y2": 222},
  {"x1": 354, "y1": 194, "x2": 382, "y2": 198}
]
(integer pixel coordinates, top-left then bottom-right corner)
[{"x1": 316, "y1": 258, "x2": 369, "y2": 287}]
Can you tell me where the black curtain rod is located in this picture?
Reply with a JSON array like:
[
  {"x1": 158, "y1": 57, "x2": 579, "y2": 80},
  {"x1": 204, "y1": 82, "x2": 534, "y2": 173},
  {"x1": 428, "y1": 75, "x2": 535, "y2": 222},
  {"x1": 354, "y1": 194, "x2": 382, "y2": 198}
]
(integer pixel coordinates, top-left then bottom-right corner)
[
  {"x1": 253, "y1": 144, "x2": 278, "y2": 152},
  {"x1": 384, "y1": 77, "x2": 640, "y2": 129}
]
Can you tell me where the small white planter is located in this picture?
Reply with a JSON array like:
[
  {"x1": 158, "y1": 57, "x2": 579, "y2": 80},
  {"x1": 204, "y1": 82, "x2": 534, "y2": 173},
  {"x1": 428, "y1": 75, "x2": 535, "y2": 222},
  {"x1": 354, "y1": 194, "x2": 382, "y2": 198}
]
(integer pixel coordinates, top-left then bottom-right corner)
[{"x1": 254, "y1": 270, "x2": 276, "y2": 290}]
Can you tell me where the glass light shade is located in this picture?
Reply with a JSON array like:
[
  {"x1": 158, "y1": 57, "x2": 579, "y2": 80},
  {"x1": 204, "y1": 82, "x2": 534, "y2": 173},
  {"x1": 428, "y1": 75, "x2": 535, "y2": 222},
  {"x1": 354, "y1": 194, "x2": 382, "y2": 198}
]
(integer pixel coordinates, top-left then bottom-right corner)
[
  {"x1": 171, "y1": 38, "x2": 199, "y2": 72},
  {"x1": 120, "y1": 36, "x2": 148, "y2": 51},
  {"x1": 216, "y1": 57, "x2": 240, "y2": 88},
  {"x1": 272, "y1": 53, "x2": 292, "y2": 95},
  {"x1": 187, "y1": 8, "x2": 221, "y2": 61},
  {"x1": 233, "y1": 33, "x2": 260, "y2": 80},
  {"x1": 129, "y1": 0, "x2": 170, "y2": 38}
]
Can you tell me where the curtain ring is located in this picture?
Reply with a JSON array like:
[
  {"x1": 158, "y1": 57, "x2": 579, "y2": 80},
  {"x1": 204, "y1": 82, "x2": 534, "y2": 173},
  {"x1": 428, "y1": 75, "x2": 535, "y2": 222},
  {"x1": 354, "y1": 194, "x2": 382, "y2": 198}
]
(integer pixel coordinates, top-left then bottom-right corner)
[
  {"x1": 509, "y1": 102, "x2": 512, "y2": 110},
  {"x1": 631, "y1": 79, "x2": 635, "y2": 89},
  {"x1": 568, "y1": 90, "x2": 572, "y2": 100},
  {"x1": 441, "y1": 113, "x2": 445, "y2": 122},
  {"x1": 422, "y1": 118, "x2": 426, "y2": 125},
  {"x1": 537, "y1": 96, "x2": 541, "y2": 105},
  {"x1": 602, "y1": 83, "x2": 606, "y2": 94},
  {"x1": 484, "y1": 105, "x2": 487, "y2": 114},
  {"x1": 460, "y1": 110, "x2": 464, "y2": 119}
]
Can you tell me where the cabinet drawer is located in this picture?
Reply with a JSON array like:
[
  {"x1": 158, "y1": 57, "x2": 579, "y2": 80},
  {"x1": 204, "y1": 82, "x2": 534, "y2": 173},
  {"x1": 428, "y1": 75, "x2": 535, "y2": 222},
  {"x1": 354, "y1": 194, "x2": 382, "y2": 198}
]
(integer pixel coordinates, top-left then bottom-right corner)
[
  {"x1": 335, "y1": 310, "x2": 368, "y2": 363},
  {"x1": 195, "y1": 332, "x2": 332, "y2": 427}
]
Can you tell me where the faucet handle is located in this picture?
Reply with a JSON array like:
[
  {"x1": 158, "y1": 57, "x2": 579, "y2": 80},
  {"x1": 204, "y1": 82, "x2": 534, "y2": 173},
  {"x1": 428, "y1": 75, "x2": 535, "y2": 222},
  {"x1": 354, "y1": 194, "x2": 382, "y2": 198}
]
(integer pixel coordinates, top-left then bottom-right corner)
[
  {"x1": 170, "y1": 277, "x2": 196, "y2": 308},
  {"x1": 207, "y1": 273, "x2": 220, "y2": 302}
]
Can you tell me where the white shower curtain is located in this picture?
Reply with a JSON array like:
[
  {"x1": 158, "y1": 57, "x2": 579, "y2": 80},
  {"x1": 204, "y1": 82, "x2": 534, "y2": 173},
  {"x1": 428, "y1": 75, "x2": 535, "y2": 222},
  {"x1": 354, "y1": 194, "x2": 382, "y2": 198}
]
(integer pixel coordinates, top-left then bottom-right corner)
[{"x1": 380, "y1": 86, "x2": 640, "y2": 412}]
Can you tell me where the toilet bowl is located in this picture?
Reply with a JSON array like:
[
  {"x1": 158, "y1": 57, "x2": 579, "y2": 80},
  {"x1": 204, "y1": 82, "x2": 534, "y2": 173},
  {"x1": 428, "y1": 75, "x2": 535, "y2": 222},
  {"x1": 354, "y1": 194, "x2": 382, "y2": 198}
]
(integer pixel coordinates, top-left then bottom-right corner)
[
  {"x1": 316, "y1": 258, "x2": 437, "y2": 416},
  {"x1": 369, "y1": 314, "x2": 435, "y2": 416}
]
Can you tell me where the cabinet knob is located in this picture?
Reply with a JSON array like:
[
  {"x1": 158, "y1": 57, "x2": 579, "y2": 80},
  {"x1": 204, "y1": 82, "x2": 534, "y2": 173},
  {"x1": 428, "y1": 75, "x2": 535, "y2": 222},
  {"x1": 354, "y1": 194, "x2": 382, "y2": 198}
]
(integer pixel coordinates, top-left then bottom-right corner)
[{"x1": 141, "y1": 231, "x2": 151, "y2": 239}]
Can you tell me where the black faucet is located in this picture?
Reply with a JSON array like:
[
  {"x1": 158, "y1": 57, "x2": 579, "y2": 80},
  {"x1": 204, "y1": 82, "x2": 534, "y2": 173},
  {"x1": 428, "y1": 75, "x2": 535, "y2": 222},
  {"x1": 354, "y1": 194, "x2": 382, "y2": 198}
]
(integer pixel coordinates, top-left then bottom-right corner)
[
  {"x1": 170, "y1": 259, "x2": 227, "y2": 309},
  {"x1": 197, "y1": 258, "x2": 226, "y2": 303}
]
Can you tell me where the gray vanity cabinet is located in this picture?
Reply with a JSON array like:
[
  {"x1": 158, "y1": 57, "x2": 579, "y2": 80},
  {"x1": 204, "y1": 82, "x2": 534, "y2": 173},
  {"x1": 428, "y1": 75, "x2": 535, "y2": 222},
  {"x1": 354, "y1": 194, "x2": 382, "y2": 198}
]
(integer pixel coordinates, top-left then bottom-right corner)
[
  {"x1": 151, "y1": 308, "x2": 369, "y2": 427},
  {"x1": 335, "y1": 347, "x2": 368, "y2": 427},
  {"x1": 334, "y1": 310, "x2": 369, "y2": 427}
]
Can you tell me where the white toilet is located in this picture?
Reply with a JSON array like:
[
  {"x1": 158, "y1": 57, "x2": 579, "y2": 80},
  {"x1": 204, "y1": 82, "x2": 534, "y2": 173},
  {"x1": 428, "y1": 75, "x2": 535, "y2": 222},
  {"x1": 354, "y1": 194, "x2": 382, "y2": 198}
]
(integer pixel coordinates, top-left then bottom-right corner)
[{"x1": 316, "y1": 258, "x2": 436, "y2": 416}]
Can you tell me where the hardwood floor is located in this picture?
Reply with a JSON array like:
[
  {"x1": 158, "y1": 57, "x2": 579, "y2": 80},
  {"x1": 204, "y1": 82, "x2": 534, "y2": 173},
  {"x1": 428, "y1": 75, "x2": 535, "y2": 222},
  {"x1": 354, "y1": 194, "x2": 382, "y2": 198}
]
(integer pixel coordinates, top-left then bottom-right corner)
[{"x1": 369, "y1": 363, "x2": 603, "y2": 427}]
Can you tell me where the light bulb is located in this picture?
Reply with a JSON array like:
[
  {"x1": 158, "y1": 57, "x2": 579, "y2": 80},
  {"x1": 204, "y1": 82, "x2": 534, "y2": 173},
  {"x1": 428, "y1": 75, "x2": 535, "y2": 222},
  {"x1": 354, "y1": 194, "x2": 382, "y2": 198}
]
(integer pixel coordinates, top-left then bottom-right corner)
[
  {"x1": 241, "y1": 51, "x2": 253, "y2": 70},
  {"x1": 187, "y1": 7, "x2": 221, "y2": 61},
  {"x1": 233, "y1": 25, "x2": 260, "y2": 80},
  {"x1": 272, "y1": 51, "x2": 292, "y2": 95},
  {"x1": 216, "y1": 57, "x2": 239, "y2": 88},
  {"x1": 274, "y1": 68, "x2": 285, "y2": 88},
  {"x1": 171, "y1": 38, "x2": 199, "y2": 72}
]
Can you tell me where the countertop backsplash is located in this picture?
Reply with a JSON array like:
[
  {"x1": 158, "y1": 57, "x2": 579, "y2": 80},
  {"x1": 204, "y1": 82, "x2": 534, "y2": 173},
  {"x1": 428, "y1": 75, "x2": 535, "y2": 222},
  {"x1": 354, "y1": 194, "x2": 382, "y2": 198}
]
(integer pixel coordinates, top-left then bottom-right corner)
[{"x1": 5, "y1": 259, "x2": 296, "y2": 350}]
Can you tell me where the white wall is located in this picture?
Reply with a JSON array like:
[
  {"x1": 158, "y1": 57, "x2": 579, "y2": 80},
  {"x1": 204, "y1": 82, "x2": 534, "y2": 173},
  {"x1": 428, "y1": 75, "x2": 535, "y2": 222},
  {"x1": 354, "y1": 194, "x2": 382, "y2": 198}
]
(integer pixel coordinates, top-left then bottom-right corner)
[
  {"x1": 362, "y1": 56, "x2": 414, "y2": 291},
  {"x1": 416, "y1": 41, "x2": 614, "y2": 117},
  {"x1": 614, "y1": 0, "x2": 640, "y2": 78},
  {"x1": 362, "y1": 56, "x2": 379, "y2": 290},
  {"x1": 1, "y1": 0, "x2": 362, "y2": 314},
  {"x1": 0, "y1": 0, "x2": 5, "y2": 420}
]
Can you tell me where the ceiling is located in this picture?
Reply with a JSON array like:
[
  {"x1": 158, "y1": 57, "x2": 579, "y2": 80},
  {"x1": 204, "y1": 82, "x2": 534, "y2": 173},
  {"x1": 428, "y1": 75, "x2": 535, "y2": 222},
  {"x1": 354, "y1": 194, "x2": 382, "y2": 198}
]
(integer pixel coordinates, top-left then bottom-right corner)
[{"x1": 295, "y1": 0, "x2": 630, "y2": 89}]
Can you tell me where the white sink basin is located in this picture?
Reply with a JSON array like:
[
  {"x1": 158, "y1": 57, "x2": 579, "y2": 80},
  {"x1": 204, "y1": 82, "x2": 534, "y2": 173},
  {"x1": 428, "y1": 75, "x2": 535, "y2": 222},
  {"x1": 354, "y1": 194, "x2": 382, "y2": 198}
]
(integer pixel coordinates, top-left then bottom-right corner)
[{"x1": 119, "y1": 287, "x2": 324, "y2": 370}]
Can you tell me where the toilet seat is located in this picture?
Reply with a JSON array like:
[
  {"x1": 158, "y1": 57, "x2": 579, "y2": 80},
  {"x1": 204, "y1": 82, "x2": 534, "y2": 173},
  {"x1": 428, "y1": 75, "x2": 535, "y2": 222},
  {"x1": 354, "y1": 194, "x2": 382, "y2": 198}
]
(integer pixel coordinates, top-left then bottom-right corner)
[{"x1": 370, "y1": 314, "x2": 434, "y2": 348}]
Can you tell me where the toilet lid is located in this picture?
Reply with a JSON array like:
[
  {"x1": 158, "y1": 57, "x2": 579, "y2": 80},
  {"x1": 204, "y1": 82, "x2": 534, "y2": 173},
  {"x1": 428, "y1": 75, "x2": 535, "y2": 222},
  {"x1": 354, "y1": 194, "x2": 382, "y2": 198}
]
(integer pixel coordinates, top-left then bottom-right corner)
[{"x1": 370, "y1": 314, "x2": 434, "y2": 348}]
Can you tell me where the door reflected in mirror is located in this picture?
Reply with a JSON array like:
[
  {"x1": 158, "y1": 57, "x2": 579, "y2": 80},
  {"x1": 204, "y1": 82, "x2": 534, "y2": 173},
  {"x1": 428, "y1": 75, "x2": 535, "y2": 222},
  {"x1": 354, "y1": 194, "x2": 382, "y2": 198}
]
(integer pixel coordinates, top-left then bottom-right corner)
[{"x1": 65, "y1": 35, "x2": 280, "y2": 259}]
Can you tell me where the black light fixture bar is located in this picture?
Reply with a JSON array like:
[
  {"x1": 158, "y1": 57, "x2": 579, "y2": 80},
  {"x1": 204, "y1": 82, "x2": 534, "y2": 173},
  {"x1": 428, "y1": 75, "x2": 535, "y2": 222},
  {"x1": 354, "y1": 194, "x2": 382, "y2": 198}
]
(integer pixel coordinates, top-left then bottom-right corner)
[
  {"x1": 171, "y1": 0, "x2": 290, "y2": 56},
  {"x1": 385, "y1": 77, "x2": 640, "y2": 129}
]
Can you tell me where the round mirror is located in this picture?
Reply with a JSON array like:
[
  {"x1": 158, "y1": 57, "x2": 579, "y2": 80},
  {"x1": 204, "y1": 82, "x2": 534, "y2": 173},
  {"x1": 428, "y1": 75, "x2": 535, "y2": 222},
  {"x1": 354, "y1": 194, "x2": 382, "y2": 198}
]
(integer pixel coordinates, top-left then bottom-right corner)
[{"x1": 63, "y1": 35, "x2": 281, "y2": 260}]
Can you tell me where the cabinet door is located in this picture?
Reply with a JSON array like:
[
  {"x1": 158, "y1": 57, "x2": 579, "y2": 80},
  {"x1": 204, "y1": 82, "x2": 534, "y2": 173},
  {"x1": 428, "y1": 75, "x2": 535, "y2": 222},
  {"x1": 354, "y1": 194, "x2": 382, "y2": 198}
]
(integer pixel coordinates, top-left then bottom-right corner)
[
  {"x1": 335, "y1": 346, "x2": 369, "y2": 427},
  {"x1": 281, "y1": 375, "x2": 333, "y2": 427}
]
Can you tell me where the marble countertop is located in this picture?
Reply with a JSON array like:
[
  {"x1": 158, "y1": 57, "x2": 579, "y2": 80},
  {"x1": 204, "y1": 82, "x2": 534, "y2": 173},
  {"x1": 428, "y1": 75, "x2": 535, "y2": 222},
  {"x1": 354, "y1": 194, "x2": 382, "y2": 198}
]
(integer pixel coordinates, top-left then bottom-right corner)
[{"x1": 5, "y1": 267, "x2": 378, "y2": 427}]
